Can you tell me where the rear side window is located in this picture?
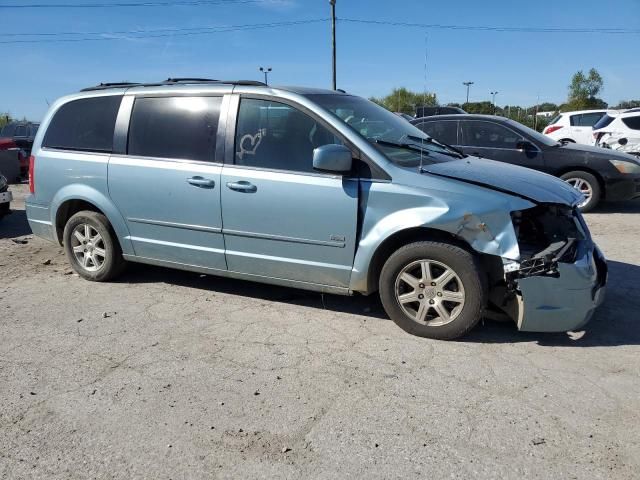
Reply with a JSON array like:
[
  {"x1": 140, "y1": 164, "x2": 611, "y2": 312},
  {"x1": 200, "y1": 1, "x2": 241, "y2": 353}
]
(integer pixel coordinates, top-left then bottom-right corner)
[
  {"x1": 1, "y1": 124, "x2": 15, "y2": 137},
  {"x1": 460, "y1": 120, "x2": 524, "y2": 149},
  {"x1": 570, "y1": 112, "x2": 604, "y2": 127},
  {"x1": 43, "y1": 96, "x2": 122, "y2": 152},
  {"x1": 622, "y1": 116, "x2": 640, "y2": 130},
  {"x1": 416, "y1": 120, "x2": 458, "y2": 145},
  {"x1": 593, "y1": 114, "x2": 615, "y2": 130},
  {"x1": 547, "y1": 114, "x2": 562, "y2": 125},
  {"x1": 128, "y1": 96, "x2": 222, "y2": 162}
]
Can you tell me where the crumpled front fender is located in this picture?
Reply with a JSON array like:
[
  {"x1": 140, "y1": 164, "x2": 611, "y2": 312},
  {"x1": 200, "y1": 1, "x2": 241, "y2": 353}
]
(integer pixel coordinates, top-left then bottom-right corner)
[{"x1": 349, "y1": 181, "x2": 535, "y2": 293}]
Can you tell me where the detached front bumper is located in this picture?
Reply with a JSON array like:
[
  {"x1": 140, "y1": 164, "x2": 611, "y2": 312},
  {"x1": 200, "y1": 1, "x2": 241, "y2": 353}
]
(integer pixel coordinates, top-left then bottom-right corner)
[{"x1": 511, "y1": 244, "x2": 607, "y2": 332}]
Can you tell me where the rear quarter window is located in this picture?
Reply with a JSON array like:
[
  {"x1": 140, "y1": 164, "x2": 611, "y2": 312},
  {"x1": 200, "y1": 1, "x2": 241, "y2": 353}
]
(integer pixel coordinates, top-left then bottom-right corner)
[
  {"x1": 43, "y1": 96, "x2": 122, "y2": 152},
  {"x1": 593, "y1": 114, "x2": 616, "y2": 130},
  {"x1": 622, "y1": 116, "x2": 640, "y2": 131}
]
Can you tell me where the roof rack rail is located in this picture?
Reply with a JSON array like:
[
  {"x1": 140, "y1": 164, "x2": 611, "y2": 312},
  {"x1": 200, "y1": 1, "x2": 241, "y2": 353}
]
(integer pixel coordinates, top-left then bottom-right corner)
[
  {"x1": 164, "y1": 77, "x2": 218, "y2": 83},
  {"x1": 81, "y1": 82, "x2": 142, "y2": 92},
  {"x1": 81, "y1": 79, "x2": 268, "y2": 92},
  {"x1": 162, "y1": 78, "x2": 267, "y2": 87}
]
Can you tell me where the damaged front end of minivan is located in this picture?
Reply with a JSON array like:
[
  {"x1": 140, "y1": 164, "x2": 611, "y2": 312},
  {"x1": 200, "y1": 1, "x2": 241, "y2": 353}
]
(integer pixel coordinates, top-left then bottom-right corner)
[{"x1": 490, "y1": 204, "x2": 607, "y2": 332}]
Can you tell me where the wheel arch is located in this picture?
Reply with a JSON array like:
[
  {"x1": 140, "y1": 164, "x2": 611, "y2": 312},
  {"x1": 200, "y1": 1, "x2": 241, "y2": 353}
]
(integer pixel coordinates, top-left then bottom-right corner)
[
  {"x1": 357, "y1": 226, "x2": 491, "y2": 295},
  {"x1": 50, "y1": 185, "x2": 134, "y2": 254},
  {"x1": 555, "y1": 166, "x2": 606, "y2": 198}
]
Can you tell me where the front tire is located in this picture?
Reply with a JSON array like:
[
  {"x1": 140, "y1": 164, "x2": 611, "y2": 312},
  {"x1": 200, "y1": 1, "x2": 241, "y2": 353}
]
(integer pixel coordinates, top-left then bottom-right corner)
[
  {"x1": 560, "y1": 170, "x2": 601, "y2": 212},
  {"x1": 379, "y1": 241, "x2": 486, "y2": 340},
  {"x1": 63, "y1": 211, "x2": 126, "y2": 281}
]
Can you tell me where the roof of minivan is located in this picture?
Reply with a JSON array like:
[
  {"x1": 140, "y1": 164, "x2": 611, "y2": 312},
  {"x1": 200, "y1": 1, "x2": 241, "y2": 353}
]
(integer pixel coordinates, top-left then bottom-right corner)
[{"x1": 79, "y1": 82, "x2": 345, "y2": 97}]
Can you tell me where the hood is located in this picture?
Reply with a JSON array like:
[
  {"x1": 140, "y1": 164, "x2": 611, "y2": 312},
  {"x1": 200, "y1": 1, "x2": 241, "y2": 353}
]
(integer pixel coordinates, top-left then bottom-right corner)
[
  {"x1": 559, "y1": 141, "x2": 640, "y2": 162},
  {"x1": 420, "y1": 157, "x2": 582, "y2": 206}
]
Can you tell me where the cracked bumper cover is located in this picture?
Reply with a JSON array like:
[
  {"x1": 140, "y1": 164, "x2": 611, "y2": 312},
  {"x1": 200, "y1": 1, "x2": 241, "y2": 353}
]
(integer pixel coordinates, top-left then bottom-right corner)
[{"x1": 511, "y1": 244, "x2": 607, "y2": 332}]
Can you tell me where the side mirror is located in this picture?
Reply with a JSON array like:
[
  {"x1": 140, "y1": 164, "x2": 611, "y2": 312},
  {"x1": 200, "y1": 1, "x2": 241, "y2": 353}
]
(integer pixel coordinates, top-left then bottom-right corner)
[
  {"x1": 516, "y1": 140, "x2": 536, "y2": 152},
  {"x1": 618, "y1": 137, "x2": 628, "y2": 146},
  {"x1": 313, "y1": 144, "x2": 352, "y2": 173}
]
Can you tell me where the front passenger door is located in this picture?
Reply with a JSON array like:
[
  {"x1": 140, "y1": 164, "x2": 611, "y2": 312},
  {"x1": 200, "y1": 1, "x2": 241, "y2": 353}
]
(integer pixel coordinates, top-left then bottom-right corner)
[{"x1": 220, "y1": 97, "x2": 358, "y2": 288}]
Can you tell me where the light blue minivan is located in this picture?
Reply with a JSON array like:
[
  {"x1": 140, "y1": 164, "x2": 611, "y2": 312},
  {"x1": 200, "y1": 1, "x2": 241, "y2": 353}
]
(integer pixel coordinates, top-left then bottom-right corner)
[{"x1": 26, "y1": 79, "x2": 607, "y2": 339}]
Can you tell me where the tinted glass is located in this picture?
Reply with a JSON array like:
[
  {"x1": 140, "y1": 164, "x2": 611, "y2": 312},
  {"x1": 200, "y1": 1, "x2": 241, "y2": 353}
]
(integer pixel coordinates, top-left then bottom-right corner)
[
  {"x1": 570, "y1": 112, "x2": 605, "y2": 127},
  {"x1": 547, "y1": 114, "x2": 562, "y2": 125},
  {"x1": 43, "y1": 96, "x2": 122, "y2": 152},
  {"x1": 128, "y1": 96, "x2": 221, "y2": 162},
  {"x1": 14, "y1": 125, "x2": 27, "y2": 137},
  {"x1": 417, "y1": 120, "x2": 458, "y2": 145},
  {"x1": 460, "y1": 121, "x2": 524, "y2": 148},
  {"x1": 622, "y1": 116, "x2": 640, "y2": 130},
  {"x1": 308, "y1": 93, "x2": 461, "y2": 167},
  {"x1": 593, "y1": 114, "x2": 615, "y2": 130},
  {"x1": 234, "y1": 98, "x2": 341, "y2": 173},
  {"x1": 1, "y1": 124, "x2": 15, "y2": 137}
]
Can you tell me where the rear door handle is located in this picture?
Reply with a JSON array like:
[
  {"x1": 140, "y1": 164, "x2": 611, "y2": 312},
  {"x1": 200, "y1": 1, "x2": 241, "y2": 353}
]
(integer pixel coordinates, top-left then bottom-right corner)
[
  {"x1": 187, "y1": 176, "x2": 216, "y2": 188},
  {"x1": 226, "y1": 181, "x2": 257, "y2": 193}
]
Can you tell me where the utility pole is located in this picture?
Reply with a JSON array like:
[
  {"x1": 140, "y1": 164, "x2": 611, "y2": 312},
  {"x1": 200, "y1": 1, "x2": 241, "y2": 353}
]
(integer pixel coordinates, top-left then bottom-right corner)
[
  {"x1": 259, "y1": 66, "x2": 272, "y2": 85},
  {"x1": 330, "y1": 0, "x2": 337, "y2": 90},
  {"x1": 490, "y1": 91, "x2": 499, "y2": 114},
  {"x1": 463, "y1": 81, "x2": 473, "y2": 104},
  {"x1": 534, "y1": 93, "x2": 540, "y2": 131}
]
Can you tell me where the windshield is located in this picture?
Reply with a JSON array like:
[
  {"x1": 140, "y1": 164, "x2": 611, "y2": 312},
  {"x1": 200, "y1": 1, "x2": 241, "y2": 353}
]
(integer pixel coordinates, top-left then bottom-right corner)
[
  {"x1": 505, "y1": 118, "x2": 558, "y2": 146},
  {"x1": 307, "y1": 94, "x2": 461, "y2": 167}
]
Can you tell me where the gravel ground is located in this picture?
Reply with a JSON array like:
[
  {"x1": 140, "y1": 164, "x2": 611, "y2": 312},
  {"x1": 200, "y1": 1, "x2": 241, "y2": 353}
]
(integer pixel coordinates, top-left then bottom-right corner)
[{"x1": 1, "y1": 183, "x2": 639, "y2": 479}]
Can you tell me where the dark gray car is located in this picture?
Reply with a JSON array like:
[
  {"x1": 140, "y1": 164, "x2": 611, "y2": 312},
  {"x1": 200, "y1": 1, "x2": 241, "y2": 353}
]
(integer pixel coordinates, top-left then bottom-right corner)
[{"x1": 412, "y1": 114, "x2": 640, "y2": 211}]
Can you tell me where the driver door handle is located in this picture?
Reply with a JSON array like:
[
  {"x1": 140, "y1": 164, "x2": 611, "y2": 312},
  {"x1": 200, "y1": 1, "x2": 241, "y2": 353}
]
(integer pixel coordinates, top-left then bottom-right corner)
[{"x1": 226, "y1": 181, "x2": 257, "y2": 193}]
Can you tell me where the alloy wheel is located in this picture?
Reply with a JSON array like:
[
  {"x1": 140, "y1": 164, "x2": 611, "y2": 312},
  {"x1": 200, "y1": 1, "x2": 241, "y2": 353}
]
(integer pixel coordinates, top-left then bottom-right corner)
[
  {"x1": 564, "y1": 177, "x2": 593, "y2": 208},
  {"x1": 394, "y1": 259, "x2": 466, "y2": 327},
  {"x1": 70, "y1": 223, "x2": 106, "y2": 272}
]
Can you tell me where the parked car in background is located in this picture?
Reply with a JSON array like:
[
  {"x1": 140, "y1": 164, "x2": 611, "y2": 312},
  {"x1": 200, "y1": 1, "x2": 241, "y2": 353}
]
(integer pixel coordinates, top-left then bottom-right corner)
[
  {"x1": 412, "y1": 114, "x2": 640, "y2": 211},
  {"x1": 0, "y1": 121, "x2": 40, "y2": 155},
  {"x1": 592, "y1": 110, "x2": 640, "y2": 157},
  {"x1": 0, "y1": 137, "x2": 29, "y2": 179},
  {"x1": 393, "y1": 112, "x2": 415, "y2": 122},
  {"x1": 415, "y1": 105, "x2": 466, "y2": 118},
  {"x1": 25, "y1": 79, "x2": 606, "y2": 340},
  {"x1": 0, "y1": 172, "x2": 12, "y2": 220},
  {"x1": 542, "y1": 110, "x2": 613, "y2": 145}
]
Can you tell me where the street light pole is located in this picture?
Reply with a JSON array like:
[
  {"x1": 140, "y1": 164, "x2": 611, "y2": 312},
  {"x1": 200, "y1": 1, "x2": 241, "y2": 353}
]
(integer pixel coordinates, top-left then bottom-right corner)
[
  {"x1": 330, "y1": 0, "x2": 337, "y2": 90},
  {"x1": 490, "y1": 91, "x2": 498, "y2": 114},
  {"x1": 259, "y1": 66, "x2": 272, "y2": 85},
  {"x1": 463, "y1": 81, "x2": 473, "y2": 104}
]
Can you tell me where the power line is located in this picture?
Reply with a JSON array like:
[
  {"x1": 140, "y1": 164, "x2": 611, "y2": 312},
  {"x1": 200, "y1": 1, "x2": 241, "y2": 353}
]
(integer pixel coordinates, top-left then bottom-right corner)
[
  {"x1": 0, "y1": 0, "x2": 267, "y2": 8},
  {"x1": 0, "y1": 19, "x2": 329, "y2": 44},
  {"x1": 339, "y1": 18, "x2": 640, "y2": 35}
]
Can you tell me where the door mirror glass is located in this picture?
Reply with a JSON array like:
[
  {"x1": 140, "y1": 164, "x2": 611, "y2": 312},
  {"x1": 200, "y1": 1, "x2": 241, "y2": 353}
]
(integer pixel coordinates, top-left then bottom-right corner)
[{"x1": 313, "y1": 144, "x2": 352, "y2": 173}]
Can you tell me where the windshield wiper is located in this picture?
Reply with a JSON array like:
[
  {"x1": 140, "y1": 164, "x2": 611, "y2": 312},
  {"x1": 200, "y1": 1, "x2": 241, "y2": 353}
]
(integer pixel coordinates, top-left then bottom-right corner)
[
  {"x1": 374, "y1": 139, "x2": 431, "y2": 154},
  {"x1": 404, "y1": 135, "x2": 466, "y2": 158}
]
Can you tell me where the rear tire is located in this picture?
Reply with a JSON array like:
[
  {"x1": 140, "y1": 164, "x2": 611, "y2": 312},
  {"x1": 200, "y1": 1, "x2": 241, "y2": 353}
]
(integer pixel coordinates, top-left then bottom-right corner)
[
  {"x1": 379, "y1": 241, "x2": 486, "y2": 340},
  {"x1": 63, "y1": 211, "x2": 126, "y2": 281},
  {"x1": 560, "y1": 170, "x2": 601, "y2": 213}
]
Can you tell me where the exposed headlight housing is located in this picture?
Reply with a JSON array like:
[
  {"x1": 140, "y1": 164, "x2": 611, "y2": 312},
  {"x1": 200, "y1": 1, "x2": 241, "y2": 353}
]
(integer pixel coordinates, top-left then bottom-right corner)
[{"x1": 609, "y1": 159, "x2": 640, "y2": 174}]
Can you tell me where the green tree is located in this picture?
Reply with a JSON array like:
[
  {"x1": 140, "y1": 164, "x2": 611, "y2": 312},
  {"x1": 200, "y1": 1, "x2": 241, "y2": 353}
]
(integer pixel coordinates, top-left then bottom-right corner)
[
  {"x1": 461, "y1": 101, "x2": 494, "y2": 115},
  {"x1": 614, "y1": 100, "x2": 640, "y2": 109},
  {"x1": 370, "y1": 87, "x2": 437, "y2": 115},
  {"x1": 566, "y1": 68, "x2": 607, "y2": 110},
  {"x1": 0, "y1": 113, "x2": 12, "y2": 130}
]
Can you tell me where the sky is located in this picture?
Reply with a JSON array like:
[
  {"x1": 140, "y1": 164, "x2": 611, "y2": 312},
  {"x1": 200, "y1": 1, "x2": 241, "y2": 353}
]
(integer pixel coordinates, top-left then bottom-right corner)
[{"x1": 1, "y1": 0, "x2": 639, "y2": 121}]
